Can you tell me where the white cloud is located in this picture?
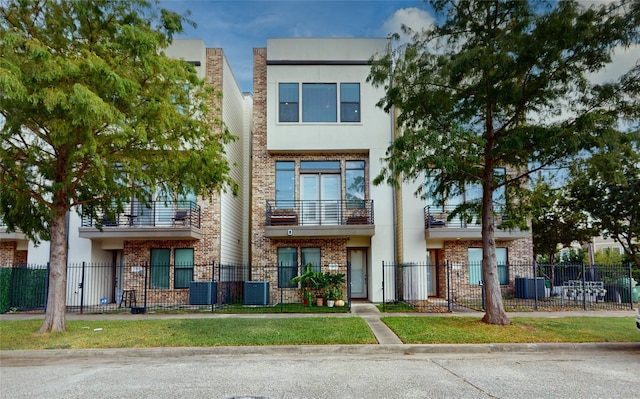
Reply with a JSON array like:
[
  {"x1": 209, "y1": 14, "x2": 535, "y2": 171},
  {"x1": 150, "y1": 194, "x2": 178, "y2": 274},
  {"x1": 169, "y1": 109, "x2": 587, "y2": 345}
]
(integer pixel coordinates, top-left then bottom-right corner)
[
  {"x1": 588, "y1": 44, "x2": 640, "y2": 84},
  {"x1": 378, "y1": 7, "x2": 435, "y2": 43}
]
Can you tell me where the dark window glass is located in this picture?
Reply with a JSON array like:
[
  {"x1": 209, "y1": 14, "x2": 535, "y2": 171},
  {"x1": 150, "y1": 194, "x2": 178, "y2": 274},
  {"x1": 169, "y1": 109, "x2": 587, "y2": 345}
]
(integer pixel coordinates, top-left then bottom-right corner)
[
  {"x1": 346, "y1": 161, "x2": 365, "y2": 208},
  {"x1": 275, "y1": 161, "x2": 295, "y2": 208},
  {"x1": 279, "y1": 83, "x2": 299, "y2": 122},
  {"x1": 278, "y1": 247, "x2": 298, "y2": 288},
  {"x1": 340, "y1": 83, "x2": 360, "y2": 122},
  {"x1": 150, "y1": 248, "x2": 171, "y2": 289},
  {"x1": 174, "y1": 248, "x2": 194, "y2": 289},
  {"x1": 301, "y1": 247, "x2": 321, "y2": 273},
  {"x1": 302, "y1": 83, "x2": 336, "y2": 122}
]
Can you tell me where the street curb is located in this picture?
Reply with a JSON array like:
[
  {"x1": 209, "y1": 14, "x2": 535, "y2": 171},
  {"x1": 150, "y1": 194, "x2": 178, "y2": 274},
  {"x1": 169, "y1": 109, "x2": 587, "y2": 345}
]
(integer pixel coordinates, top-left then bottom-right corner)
[{"x1": 2, "y1": 342, "x2": 639, "y2": 363}]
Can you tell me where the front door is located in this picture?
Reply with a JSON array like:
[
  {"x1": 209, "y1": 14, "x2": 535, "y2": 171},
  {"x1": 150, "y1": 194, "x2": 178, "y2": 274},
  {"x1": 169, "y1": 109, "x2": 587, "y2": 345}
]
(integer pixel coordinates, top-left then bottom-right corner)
[{"x1": 348, "y1": 248, "x2": 367, "y2": 299}]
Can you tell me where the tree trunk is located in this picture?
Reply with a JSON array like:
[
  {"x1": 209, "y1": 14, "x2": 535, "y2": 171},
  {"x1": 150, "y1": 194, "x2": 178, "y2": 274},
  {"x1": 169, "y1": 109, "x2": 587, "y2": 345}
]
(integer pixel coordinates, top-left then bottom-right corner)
[
  {"x1": 480, "y1": 170, "x2": 510, "y2": 326},
  {"x1": 38, "y1": 209, "x2": 68, "y2": 333}
]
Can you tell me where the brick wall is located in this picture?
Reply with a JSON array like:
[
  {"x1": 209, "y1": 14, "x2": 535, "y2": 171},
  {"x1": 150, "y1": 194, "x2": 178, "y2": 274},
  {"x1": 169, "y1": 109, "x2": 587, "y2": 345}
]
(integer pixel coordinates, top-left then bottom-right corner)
[
  {"x1": 0, "y1": 241, "x2": 16, "y2": 267},
  {"x1": 249, "y1": 48, "x2": 354, "y2": 303}
]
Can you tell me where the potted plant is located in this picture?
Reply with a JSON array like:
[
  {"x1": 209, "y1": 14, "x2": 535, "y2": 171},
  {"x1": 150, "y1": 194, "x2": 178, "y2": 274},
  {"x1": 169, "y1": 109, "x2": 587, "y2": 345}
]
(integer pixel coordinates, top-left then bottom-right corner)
[
  {"x1": 324, "y1": 272, "x2": 345, "y2": 308},
  {"x1": 290, "y1": 263, "x2": 324, "y2": 307}
]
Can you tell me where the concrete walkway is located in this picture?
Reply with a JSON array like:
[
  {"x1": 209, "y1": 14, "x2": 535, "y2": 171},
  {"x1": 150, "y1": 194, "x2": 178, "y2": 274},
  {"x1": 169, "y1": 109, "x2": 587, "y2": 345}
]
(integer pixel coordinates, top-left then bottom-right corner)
[{"x1": 351, "y1": 302, "x2": 403, "y2": 344}]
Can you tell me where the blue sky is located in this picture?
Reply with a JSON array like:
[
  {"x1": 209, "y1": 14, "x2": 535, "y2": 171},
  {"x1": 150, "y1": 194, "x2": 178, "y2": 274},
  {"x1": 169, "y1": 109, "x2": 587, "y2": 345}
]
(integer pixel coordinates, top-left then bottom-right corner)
[
  {"x1": 159, "y1": 0, "x2": 636, "y2": 94},
  {"x1": 160, "y1": 0, "x2": 435, "y2": 92}
]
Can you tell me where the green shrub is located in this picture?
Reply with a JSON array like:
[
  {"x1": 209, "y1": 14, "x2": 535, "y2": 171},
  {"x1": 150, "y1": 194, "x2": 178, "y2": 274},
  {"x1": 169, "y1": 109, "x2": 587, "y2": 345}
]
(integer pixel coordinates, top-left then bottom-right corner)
[{"x1": 0, "y1": 268, "x2": 11, "y2": 313}]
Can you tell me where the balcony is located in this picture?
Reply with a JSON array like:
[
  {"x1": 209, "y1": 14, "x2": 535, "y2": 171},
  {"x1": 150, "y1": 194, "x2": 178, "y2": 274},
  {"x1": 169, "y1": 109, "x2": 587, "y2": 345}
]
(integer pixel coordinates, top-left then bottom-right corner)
[
  {"x1": 79, "y1": 201, "x2": 202, "y2": 241},
  {"x1": 0, "y1": 223, "x2": 29, "y2": 248},
  {"x1": 424, "y1": 205, "x2": 529, "y2": 241},
  {"x1": 265, "y1": 200, "x2": 375, "y2": 238}
]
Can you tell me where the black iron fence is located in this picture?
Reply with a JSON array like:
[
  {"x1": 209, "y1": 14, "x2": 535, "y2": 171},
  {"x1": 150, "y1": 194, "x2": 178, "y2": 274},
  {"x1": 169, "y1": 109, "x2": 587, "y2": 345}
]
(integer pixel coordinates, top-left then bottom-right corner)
[
  {"x1": 0, "y1": 262, "x2": 350, "y2": 314},
  {"x1": 2, "y1": 261, "x2": 636, "y2": 314},
  {"x1": 382, "y1": 261, "x2": 638, "y2": 312}
]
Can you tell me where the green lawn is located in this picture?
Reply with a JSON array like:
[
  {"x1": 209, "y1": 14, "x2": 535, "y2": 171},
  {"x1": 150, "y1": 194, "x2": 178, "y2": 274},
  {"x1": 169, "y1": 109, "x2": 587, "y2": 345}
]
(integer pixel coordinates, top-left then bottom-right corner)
[
  {"x1": 0, "y1": 317, "x2": 376, "y2": 350},
  {"x1": 2, "y1": 316, "x2": 637, "y2": 350},
  {"x1": 381, "y1": 316, "x2": 640, "y2": 344}
]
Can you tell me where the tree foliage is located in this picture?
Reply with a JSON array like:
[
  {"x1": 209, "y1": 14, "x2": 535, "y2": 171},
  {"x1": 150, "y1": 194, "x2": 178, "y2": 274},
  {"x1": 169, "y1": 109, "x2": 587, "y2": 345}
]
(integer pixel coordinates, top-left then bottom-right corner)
[
  {"x1": 566, "y1": 140, "x2": 640, "y2": 268},
  {"x1": 0, "y1": 0, "x2": 235, "y2": 332},
  {"x1": 530, "y1": 178, "x2": 599, "y2": 264},
  {"x1": 368, "y1": 0, "x2": 640, "y2": 325}
]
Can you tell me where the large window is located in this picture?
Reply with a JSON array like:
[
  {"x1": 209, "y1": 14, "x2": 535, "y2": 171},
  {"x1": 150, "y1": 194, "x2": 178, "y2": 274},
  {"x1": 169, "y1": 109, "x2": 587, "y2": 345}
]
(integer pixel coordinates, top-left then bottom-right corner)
[
  {"x1": 279, "y1": 83, "x2": 299, "y2": 122},
  {"x1": 468, "y1": 248, "x2": 508, "y2": 286},
  {"x1": 275, "y1": 161, "x2": 295, "y2": 208},
  {"x1": 302, "y1": 83, "x2": 337, "y2": 122},
  {"x1": 279, "y1": 82, "x2": 361, "y2": 123},
  {"x1": 340, "y1": 83, "x2": 360, "y2": 122},
  {"x1": 278, "y1": 247, "x2": 298, "y2": 288},
  {"x1": 174, "y1": 248, "x2": 194, "y2": 289},
  {"x1": 346, "y1": 161, "x2": 365, "y2": 208}
]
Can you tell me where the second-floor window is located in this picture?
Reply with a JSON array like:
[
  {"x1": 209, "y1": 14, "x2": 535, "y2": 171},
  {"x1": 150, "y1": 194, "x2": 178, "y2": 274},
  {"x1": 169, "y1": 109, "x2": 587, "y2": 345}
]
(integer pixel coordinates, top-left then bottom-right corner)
[
  {"x1": 279, "y1": 83, "x2": 299, "y2": 122},
  {"x1": 278, "y1": 82, "x2": 361, "y2": 123}
]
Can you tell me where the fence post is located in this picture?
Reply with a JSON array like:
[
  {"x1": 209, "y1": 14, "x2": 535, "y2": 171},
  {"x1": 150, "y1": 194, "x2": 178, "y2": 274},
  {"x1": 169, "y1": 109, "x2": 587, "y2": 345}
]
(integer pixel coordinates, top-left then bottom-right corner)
[
  {"x1": 80, "y1": 262, "x2": 86, "y2": 315},
  {"x1": 582, "y1": 263, "x2": 587, "y2": 311},
  {"x1": 211, "y1": 260, "x2": 215, "y2": 313},
  {"x1": 533, "y1": 261, "x2": 539, "y2": 311},
  {"x1": 628, "y1": 264, "x2": 633, "y2": 310},
  {"x1": 381, "y1": 261, "x2": 385, "y2": 312},
  {"x1": 143, "y1": 261, "x2": 148, "y2": 311},
  {"x1": 446, "y1": 261, "x2": 452, "y2": 312},
  {"x1": 44, "y1": 262, "x2": 50, "y2": 313}
]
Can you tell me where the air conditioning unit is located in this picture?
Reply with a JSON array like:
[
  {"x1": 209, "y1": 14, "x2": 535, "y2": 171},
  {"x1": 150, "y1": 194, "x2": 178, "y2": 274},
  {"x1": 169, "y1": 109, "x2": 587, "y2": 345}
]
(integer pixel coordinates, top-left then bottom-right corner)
[
  {"x1": 189, "y1": 281, "x2": 217, "y2": 305},
  {"x1": 244, "y1": 281, "x2": 269, "y2": 305}
]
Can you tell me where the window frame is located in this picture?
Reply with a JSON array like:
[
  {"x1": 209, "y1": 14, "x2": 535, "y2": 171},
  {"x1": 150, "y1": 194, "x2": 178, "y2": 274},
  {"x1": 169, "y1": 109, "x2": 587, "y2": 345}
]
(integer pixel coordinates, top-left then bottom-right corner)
[
  {"x1": 174, "y1": 248, "x2": 194, "y2": 289},
  {"x1": 278, "y1": 83, "x2": 299, "y2": 122},
  {"x1": 340, "y1": 83, "x2": 360, "y2": 122},
  {"x1": 302, "y1": 83, "x2": 337, "y2": 122},
  {"x1": 278, "y1": 247, "x2": 298, "y2": 288},
  {"x1": 468, "y1": 247, "x2": 508, "y2": 286}
]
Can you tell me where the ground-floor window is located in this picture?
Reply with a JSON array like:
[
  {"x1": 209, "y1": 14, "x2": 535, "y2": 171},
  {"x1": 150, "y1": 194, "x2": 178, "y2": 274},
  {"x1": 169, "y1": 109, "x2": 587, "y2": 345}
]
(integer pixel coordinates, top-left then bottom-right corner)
[
  {"x1": 174, "y1": 248, "x2": 194, "y2": 289},
  {"x1": 278, "y1": 246, "x2": 322, "y2": 288},
  {"x1": 278, "y1": 247, "x2": 298, "y2": 288},
  {"x1": 468, "y1": 248, "x2": 508, "y2": 286},
  {"x1": 150, "y1": 247, "x2": 194, "y2": 289}
]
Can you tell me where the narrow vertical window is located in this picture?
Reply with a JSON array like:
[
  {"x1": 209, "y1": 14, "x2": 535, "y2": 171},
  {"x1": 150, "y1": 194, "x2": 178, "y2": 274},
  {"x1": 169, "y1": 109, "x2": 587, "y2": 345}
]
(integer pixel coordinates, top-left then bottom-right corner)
[
  {"x1": 275, "y1": 161, "x2": 295, "y2": 208},
  {"x1": 346, "y1": 161, "x2": 365, "y2": 209},
  {"x1": 279, "y1": 83, "x2": 299, "y2": 122},
  {"x1": 301, "y1": 247, "x2": 321, "y2": 273},
  {"x1": 150, "y1": 248, "x2": 170, "y2": 289},
  {"x1": 340, "y1": 83, "x2": 360, "y2": 122},
  {"x1": 174, "y1": 248, "x2": 194, "y2": 289},
  {"x1": 278, "y1": 247, "x2": 298, "y2": 288}
]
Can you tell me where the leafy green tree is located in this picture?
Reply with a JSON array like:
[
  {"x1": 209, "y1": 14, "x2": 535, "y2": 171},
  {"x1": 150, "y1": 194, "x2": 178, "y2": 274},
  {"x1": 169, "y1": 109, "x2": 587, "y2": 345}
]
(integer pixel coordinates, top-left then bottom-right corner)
[
  {"x1": 593, "y1": 248, "x2": 627, "y2": 265},
  {"x1": 530, "y1": 178, "x2": 598, "y2": 289},
  {"x1": 567, "y1": 140, "x2": 640, "y2": 268},
  {"x1": 369, "y1": 0, "x2": 639, "y2": 324},
  {"x1": 0, "y1": 0, "x2": 235, "y2": 332}
]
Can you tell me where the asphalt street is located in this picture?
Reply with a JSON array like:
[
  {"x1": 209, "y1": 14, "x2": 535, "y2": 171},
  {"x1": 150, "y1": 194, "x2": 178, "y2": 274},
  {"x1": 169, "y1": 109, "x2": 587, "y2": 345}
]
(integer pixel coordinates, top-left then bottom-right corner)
[
  {"x1": 1, "y1": 304, "x2": 638, "y2": 398},
  {"x1": 1, "y1": 345, "x2": 639, "y2": 399}
]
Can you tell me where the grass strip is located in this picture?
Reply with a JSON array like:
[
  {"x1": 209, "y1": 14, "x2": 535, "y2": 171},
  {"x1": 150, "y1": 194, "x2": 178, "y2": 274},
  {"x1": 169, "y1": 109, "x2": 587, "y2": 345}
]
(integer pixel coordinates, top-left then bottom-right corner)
[
  {"x1": 381, "y1": 316, "x2": 640, "y2": 344},
  {"x1": 0, "y1": 317, "x2": 376, "y2": 350}
]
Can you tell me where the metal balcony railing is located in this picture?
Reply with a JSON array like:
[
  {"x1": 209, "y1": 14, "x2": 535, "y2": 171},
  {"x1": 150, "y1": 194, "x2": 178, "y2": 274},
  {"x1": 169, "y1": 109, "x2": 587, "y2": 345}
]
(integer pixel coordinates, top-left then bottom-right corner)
[
  {"x1": 266, "y1": 199, "x2": 374, "y2": 226},
  {"x1": 424, "y1": 205, "x2": 484, "y2": 229},
  {"x1": 81, "y1": 201, "x2": 201, "y2": 229}
]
